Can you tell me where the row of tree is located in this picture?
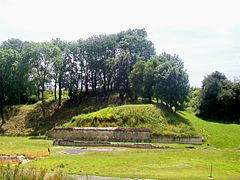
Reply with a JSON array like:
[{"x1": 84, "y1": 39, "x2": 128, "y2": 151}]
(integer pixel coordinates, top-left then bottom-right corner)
[
  {"x1": 129, "y1": 53, "x2": 189, "y2": 111},
  {"x1": 0, "y1": 29, "x2": 190, "y2": 127}
]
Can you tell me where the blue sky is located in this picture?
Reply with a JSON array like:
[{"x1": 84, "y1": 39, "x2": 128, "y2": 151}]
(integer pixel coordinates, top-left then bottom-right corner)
[{"x1": 0, "y1": 0, "x2": 239, "y2": 87}]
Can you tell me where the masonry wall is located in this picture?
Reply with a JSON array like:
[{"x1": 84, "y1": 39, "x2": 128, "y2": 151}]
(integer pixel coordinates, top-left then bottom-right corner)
[
  {"x1": 151, "y1": 136, "x2": 202, "y2": 144},
  {"x1": 47, "y1": 127, "x2": 151, "y2": 142}
]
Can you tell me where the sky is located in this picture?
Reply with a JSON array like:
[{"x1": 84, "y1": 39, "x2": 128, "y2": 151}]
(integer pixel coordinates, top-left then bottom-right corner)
[{"x1": 0, "y1": 0, "x2": 240, "y2": 87}]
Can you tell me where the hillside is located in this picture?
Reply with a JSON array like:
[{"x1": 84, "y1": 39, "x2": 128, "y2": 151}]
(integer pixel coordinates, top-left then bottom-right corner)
[
  {"x1": 1, "y1": 97, "x2": 240, "y2": 148},
  {"x1": 63, "y1": 104, "x2": 197, "y2": 137},
  {"x1": 0, "y1": 96, "x2": 120, "y2": 135},
  {"x1": 180, "y1": 111, "x2": 240, "y2": 148}
]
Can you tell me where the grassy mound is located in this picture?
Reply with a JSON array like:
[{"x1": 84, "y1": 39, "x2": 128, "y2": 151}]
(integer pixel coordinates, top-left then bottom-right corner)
[{"x1": 63, "y1": 104, "x2": 197, "y2": 137}]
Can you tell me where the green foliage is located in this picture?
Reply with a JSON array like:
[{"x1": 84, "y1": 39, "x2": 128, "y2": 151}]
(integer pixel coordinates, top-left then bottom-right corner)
[
  {"x1": 129, "y1": 61, "x2": 145, "y2": 99},
  {"x1": 64, "y1": 104, "x2": 196, "y2": 137},
  {"x1": 27, "y1": 95, "x2": 38, "y2": 104},
  {"x1": 154, "y1": 53, "x2": 189, "y2": 111},
  {"x1": 198, "y1": 71, "x2": 240, "y2": 122},
  {"x1": 185, "y1": 87, "x2": 201, "y2": 112}
]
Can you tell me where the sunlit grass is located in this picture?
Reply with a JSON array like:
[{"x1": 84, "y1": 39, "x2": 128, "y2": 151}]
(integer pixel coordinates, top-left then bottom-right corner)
[
  {"x1": 24, "y1": 148, "x2": 240, "y2": 179},
  {"x1": 0, "y1": 136, "x2": 52, "y2": 156},
  {"x1": 179, "y1": 111, "x2": 240, "y2": 148},
  {"x1": 64, "y1": 104, "x2": 197, "y2": 137}
]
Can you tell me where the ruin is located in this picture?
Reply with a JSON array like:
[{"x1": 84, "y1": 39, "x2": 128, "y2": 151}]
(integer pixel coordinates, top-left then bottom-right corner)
[
  {"x1": 47, "y1": 127, "x2": 202, "y2": 145},
  {"x1": 47, "y1": 127, "x2": 151, "y2": 142}
]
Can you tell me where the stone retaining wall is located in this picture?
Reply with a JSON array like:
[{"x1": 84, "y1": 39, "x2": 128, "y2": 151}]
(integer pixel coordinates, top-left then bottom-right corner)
[
  {"x1": 47, "y1": 127, "x2": 202, "y2": 144},
  {"x1": 53, "y1": 139, "x2": 169, "y2": 149},
  {"x1": 151, "y1": 136, "x2": 202, "y2": 144},
  {"x1": 47, "y1": 127, "x2": 151, "y2": 142}
]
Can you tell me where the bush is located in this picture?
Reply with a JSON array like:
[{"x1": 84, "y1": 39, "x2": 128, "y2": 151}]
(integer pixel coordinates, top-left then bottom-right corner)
[{"x1": 28, "y1": 95, "x2": 38, "y2": 104}]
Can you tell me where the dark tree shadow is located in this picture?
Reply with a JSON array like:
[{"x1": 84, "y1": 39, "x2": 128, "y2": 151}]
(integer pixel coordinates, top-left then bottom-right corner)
[
  {"x1": 25, "y1": 96, "x2": 121, "y2": 135},
  {"x1": 195, "y1": 113, "x2": 240, "y2": 125},
  {"x1": 154, "y1": 103, "x2": 192, "y2": 126},
  {"x1": 0, "y1": 106, "x2": 20, "y2": 135}
]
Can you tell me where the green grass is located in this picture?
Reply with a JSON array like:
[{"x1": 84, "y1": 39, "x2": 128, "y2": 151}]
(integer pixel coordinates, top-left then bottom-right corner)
[
  {"x1": 1, "y1": 108, "x2": 240, "y2": 179},
  {"x1": 1, "y1": 96, "x2": 121, "y2": 136},
  {"x1": 64, "y1": 104, "x2": 197, "y2": 137},
  {"x1": 24, "y1": 148, "x2": 240, "y2": 180},
  {"x1": 180, "y1": 110, "x2": 240, "y2": 148},
  {"x1": 0, "y1": 136, "x2": 52, "y2": 156}
]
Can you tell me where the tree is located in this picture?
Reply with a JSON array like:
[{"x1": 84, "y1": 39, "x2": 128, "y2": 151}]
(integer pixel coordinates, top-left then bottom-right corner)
[
  {"x1": 154, "y1": 53, "x2": 189, "y2": 112},
  {"x1": 199, "y1": 71, "x2": 227, "y2": 118},
  {"x1": 31, "y1": 42, "x2": 61, "y2": 101},
  {"x1": 0, "y1": 49, "x2": 21, "y2": 127},
  {"x1": 143, "y1": 56, "x2": 160, "y2": 102},
  {"x1": 114, "y1": 29, "x2": 155, "y2": 100},
  {"x1": 52, "y1": 38, "x2": 67, "y2": 106},
  {"x1": 186, "y1": 87, "x2": 201, "y2": 112},
  {"x1": 1, "y1": 38, "x2": 25, "y2": 53},
  {"x1": 114, "y1": 51, "x2": 134, "y2": 101},
  {"x1": 129, "y1": 60, "x2": 145, "y2": 100},
  {"x1": 198, "y1": 71, "x2": 240, "y2": 122},
  {"x1": 117, "y1": 29, "x2": 155, "y2": 59}
]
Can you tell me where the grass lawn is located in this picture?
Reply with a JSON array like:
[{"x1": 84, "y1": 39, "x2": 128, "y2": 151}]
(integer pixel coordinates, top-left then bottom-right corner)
[
  {"x1": 180, "y1": 111, "x2": 240, "y2": 148},
  {"x1": 24, "y1": 148, "x2": 240, "y2": 180},
  {"x1": 1, "y1": 110, "x2": 240, "y2": 179},
  {"x1": 0, "y1": 136, "x2": 52, "y2": 156}
]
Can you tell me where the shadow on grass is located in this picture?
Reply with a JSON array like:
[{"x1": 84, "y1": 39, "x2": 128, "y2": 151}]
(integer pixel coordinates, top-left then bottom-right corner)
[
  {"x1": 25, "y1": 96, "x2": 121, "y2": 135},
  {"x1": 154, "y1": 103, "x2": 192, "y2": 126},
  {"x1": 195, "y1": 113, "x2": 240, "y2": 125}
]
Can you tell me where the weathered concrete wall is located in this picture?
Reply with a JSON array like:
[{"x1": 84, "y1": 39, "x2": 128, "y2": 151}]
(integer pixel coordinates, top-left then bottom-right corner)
[
  {"x1": 47, "y1": 127, "x2": 151, "y2": 142},
  {"x1": 151, "y1": 136, "x2": 202, "y2": 144},
  {"x1": 53, "y1": 139, "x2": 169, "y2": 149}
]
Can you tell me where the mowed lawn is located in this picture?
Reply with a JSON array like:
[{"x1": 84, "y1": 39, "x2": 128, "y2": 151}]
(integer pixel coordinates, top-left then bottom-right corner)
[
  {"x1": 1, "y1": 110, "x2": 240, "y2": 179},
  {"x1": 0, "y1": 136, "x2": 52, "y2": 156},
  {"x1": 24, "y1": 148, "x2": 240, "y2": 180},
  {"x1": 180, "y1": 111, "x2": 240, "y2": 148}
]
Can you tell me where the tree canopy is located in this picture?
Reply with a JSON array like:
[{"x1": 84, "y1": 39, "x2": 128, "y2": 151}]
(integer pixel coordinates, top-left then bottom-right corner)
[
  {"x1": 0, "y1": 28, "x2": 193, "y2": 127},
  {"x1": 198, "y1": 71, "x2": 240, "y2": 122}
]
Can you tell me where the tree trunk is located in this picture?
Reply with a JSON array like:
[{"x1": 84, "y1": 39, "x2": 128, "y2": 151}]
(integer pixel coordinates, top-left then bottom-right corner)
[
  {"x1": 157, "y1": 98, "x2": 159, "y2": 104},
  {"x1": 103, "y1": 73, "x2": 106, "y2": 93},
  {"x1": 94, "y1": 73, "x2": 97, "y2": 94},
  {"x1": 0, "y1": 96, "x2": 5, "y2": 128},
  {"x1": 85, "y1": 73, "x2": 88, "y2": 94},
  {"x1": 18, "y1": 91, "x2": 21, "y2": 104},
  {"x1": 149, "y1": 96, "x2": 152, "y2": 103},
  {"x1": 135, "y1": 95, "x2": 138, "y2": 101},
  {"x1": 41, "y1": 89, "x2": 44, "y2": 101},
  {"x1": 54, "y1": 79, "x2": 57, "y2": 101},
  {"x1": 58, "y1": 74, "x2": 62, "y2": 107},
  {"x1": 37, "y1": 84, "x2": 40, "y2": 100}
]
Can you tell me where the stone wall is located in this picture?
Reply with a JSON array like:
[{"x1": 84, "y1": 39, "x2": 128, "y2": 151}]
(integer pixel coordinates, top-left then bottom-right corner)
[
  {"x1": 151, "y1": 136, "x2": 202, "y2": 144},
  {"x1": 47, "y1": 127, "x2": 151, "y2": 142},
  {"x1": 53, "y1": 139, "x2": 169, "y2": 149}
]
